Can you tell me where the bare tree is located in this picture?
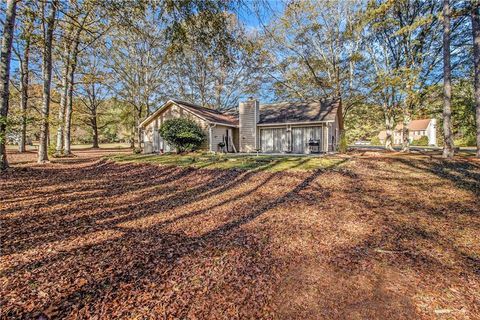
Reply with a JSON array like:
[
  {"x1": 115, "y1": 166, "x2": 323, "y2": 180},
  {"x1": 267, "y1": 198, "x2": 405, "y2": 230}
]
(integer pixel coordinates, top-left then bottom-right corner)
[
  {"x1": 396, "y1": 2, "x2": 442, "y2": 153},
  {"x1": 38, "y1": 0, "x2": 58, "y2": 163},
  {"x1": 106, "y1": 12, "x2": 168, "y2": 148},
  {"x1": 263, "y1": 0, "x2": 364, "y2": 104},
  {"x1": 473, "y1": 0, "x2": 480, "y2": 158},
  {"x1": 364, "y1": 36, "x2": 402, "y2": 152},
  {"x1": 63, "y1": 25, "x2": 82, "y2": 155},
  {"x1": 54, "y1": 23, "x2": 73, "y2": 155},
  {"x1": 442, "y1": 0, "x2": 455, "y2": 158},
  {"x1": 78, "y1": 47, "x2": 110, "y2": 148},
  {"x1": 0, "y1": 0, "x2": 18, "y2": 170},
  {"x1": 364, "y1": 0, "x2": 443, "y2": 153},
  {"x1": 18, "y1": 12, "x2": 34, "y2": 153},
  {"x1": 170, "y1": 14, "x2": 265, "y2": 110}
]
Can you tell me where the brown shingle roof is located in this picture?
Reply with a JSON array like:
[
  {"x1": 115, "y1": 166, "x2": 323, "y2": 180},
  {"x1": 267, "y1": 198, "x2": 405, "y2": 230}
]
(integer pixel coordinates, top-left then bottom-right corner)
[
  {"x1": 395, "y1": 119, "x2": 431, "y2": 131},
  {"x1": 142, "y1": 99, "x2": 341, "y2": 128},
  {"x1": 171, "y1": 99, "x2": 239, "y2": 126},
  {"x1": 258, "y1": 100, "x2": 340, "y2": 124}
]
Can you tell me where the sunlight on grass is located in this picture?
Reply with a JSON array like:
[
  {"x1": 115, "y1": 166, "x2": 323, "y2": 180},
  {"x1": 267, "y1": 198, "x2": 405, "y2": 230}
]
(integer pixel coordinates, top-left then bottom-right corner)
[{"x1": 107, "y1": 152, "x2": 347, "y2": 171}]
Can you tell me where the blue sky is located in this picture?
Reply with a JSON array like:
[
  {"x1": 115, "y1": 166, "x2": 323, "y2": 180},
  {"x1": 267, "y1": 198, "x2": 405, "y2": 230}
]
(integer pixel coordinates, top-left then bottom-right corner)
[{"x1": 237, "y1": 0, "x2": 285, "y2": 28}]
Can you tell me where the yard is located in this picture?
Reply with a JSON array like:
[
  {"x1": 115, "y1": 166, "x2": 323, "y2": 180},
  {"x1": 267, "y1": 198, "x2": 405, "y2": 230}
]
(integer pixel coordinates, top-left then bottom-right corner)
[
  {"x1": 108, "y1": 152, "x2": 348, "y2": 171},
  {"x1": 1, "y1": 148, "x2": 479, "y2": 319}
]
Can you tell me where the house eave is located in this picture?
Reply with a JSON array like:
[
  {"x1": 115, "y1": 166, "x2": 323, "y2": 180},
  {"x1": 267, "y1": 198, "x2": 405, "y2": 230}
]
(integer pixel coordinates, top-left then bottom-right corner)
[
  {"x1": 209, "y1": 122, "x2": 239, "y2": 128},
  {"x1": 256, "y1": 120, "x2": 334, "y2": 127}
]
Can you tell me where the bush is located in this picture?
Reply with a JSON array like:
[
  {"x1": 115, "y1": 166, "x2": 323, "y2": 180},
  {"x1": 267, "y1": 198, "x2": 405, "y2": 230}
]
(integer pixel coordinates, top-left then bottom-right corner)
[
  {"x1": 454, "y1": 135, "x2": 476, "y2": 147},
  {"x1": 370, "y1": 136, "x2": 381, "y2": 146},
  {"x1": 411, "y1": 136, "x2": 429, "y2": 146},
  {"x1": 159, "y1": 118, "x2": 206, "y2": 153}
]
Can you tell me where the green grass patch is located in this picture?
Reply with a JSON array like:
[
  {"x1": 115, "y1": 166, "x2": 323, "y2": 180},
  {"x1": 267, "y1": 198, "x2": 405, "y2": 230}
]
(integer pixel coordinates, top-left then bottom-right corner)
[{"x1": 107, "y1": 152, "x2": 347, "y2": 172}]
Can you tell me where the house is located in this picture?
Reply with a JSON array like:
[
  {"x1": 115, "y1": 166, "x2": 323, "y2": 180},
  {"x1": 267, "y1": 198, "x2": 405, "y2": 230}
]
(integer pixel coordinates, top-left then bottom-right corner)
[
  {"x1": 378, "y1": 119, "x2": 437, "y2": 146},
  {"x1": 140, "y1": 98, "x2": 343, "y2": 154}
]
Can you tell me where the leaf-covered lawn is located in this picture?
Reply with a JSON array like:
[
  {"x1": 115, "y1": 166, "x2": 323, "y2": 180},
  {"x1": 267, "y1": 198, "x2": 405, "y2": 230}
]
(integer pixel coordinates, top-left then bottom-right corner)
[
  {"x1": 1, "y1": 149, "x2": 479, "y2": 319},
  {"x1": 108, "y1": 152, "x2": 347, "y2": 171}
]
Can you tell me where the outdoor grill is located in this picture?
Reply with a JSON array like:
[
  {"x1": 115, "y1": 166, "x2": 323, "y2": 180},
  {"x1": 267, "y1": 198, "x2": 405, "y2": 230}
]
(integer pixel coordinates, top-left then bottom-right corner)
[{"x1": 308, "y1": 139, "x2": 321, "y2": 154}]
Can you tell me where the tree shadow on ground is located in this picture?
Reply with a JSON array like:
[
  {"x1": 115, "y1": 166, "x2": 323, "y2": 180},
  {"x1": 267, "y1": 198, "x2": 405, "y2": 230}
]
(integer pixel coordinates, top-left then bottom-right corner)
[
  {"x1": 1, "y1": 158, "x2": 294, "y2": 257},
  {"x1": 396, "y1": 158, "x2": 480, "y2": 199},
  {"x1": 2, "y1": 159, "x2": 342, "y2": 318},
  {"x1": 3, "y1": 156, "x2": 479, "y2": 319},
  {"x1": 272, "y1": 156, "x2": 480, "y2": 319}
]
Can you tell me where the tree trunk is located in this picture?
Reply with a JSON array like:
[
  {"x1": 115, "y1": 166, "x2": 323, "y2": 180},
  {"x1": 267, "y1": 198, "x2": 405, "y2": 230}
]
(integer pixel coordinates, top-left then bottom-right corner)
[
  {"x1": 0, "y1": 0, "x2": 17, "y2": 170},
  {"x1": 63, "y1": 31, "x2": 81, "y2": 155},
  {"x1": 472, "y1": 1, "x2": 480, "y2": 158},
  {"x1": 19, "y1": 30, "x2": 31, "y2": 153},
  {"x1": 92, "y1": 114, "x2": 99, "y2": 148},
  {"x1": 137, "y1": 127, "x2": 143, "y2": 149},
  {"x1": 63, "y1": 79, "x2": 73, "y2": 155},
  {"x1": 130, "y1": 136, "x2": 135, "y2": 149},
  {"x1": 137, "y1": 107, "x2": 143, "y2": 149},
  {"x1": 55, "y1": 44, "x2": 70, "y2": 155},
  {"x1": 442, "y1": 0, "x2": 455, "y2": 158},
  {"x1": 131, "y1": 120, "x2": 136, "y2": 149},
  {"x1": 38, "y1": 0, "x2": 58, "y2": 163},
  {"x1": 384, "y1": 107, "x2": 395, "y2": 151},
  {"x1": 401, "y1": 106, "x2": 411, "y2": 153}
]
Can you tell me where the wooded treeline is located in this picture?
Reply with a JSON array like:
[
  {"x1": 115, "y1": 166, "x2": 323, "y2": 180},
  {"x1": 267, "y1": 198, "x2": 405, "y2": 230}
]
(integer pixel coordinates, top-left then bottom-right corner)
[{"x1": 0, "y1": 0, "x2": 479, "y2": 169}]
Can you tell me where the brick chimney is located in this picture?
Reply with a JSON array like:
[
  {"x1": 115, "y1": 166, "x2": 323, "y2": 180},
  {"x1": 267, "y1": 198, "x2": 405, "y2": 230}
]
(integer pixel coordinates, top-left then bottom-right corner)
[{"x1": 239, "y1": 98, "x2": 259, "y2": 152}]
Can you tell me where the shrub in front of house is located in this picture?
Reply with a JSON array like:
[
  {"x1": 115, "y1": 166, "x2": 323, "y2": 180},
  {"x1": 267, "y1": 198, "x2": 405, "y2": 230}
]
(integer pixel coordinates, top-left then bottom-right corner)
[
  {"x1": 159, "y1": 118, "x2": 206, "y2": 153},
  {"x1": 411, "y1": 136, "x2": 429, "y2": 146}
]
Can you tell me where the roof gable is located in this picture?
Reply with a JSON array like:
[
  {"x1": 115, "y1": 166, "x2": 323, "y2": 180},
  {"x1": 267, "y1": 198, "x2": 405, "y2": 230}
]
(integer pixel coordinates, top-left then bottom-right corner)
[
  {"x1": 171, "y1": 100, "x2": 238, "y2": 126},
  {"x1": 140, "y1": 100, "x2": 238, "y2": 128},
  {"x1": 396, "y1": 119, "x2": 431, "y2": 131}
]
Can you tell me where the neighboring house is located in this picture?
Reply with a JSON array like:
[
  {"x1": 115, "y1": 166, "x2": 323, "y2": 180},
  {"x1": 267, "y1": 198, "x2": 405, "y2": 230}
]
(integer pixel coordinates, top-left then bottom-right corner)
[
  {"x1": 378, "y1": 119, "x2": 437, "y2": 146},
  {"x1": 140, "y1": 98, "x2": 343, "y2": 154}
]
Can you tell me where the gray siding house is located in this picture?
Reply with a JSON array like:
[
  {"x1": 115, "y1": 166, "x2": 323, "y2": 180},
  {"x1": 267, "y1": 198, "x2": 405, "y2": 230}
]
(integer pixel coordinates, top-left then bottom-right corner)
[{"x1": 140, "y1": 98, "x2": 343, "y2": 154}]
